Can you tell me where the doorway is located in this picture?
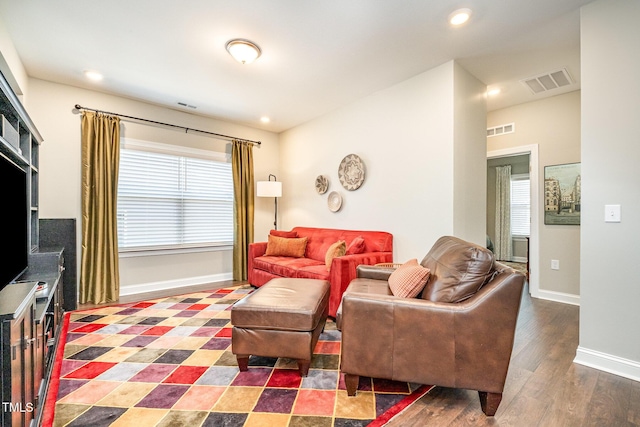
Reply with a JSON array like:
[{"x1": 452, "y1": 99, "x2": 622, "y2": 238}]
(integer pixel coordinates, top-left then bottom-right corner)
[{"x1": 487, "y1": 145, "x2": 539, "y2": 297}]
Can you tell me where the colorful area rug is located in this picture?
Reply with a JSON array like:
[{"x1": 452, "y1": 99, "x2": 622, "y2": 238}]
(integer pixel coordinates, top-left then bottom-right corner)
[{"x1": 43, "y1": 285, "x2": 432, "y2": 426}]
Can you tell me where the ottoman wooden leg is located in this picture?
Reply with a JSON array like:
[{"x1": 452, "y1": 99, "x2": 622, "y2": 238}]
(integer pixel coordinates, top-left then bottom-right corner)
[
  {"x1": 345, "y1": 373, "x2": 359, "y2": 396},
  {"x1": 297, "y1": 359, "x2": 311, "y2": 377},
  {"x1": 237, "y1": 355, "x2": 249, "y2": 372}
]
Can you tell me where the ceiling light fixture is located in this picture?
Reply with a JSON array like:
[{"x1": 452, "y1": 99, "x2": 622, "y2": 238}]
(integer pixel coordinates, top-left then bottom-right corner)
[
  {"x1": 226, "y1": 39, "x2": 262, "y2": 64},
  {"x1": 487, "y1": 88, "x2": 501, "y2": 96},
  {"x1": 84, "y1": 70, "x2": 103, "y2": 81},
  {"x1": 449, "y1": 8, "x2": 472, "y2": 26},
  {"x1": 260, "y1": 117, "x2": 270, "y2": 123}
]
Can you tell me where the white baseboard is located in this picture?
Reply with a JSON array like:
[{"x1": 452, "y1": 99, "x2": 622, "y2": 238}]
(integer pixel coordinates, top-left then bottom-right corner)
[
  {"x1": 574, "y1": 346, "x2": 640, "y2": 382},
  {"x1": 511, "y1": 256, "x2": 527, "y2": 263},
  {"x1": 119, "y1": 273, "x2": 233, "y2": 297},
  {"x1": 532, "y1": 288, "x2": 580, "y2": 306}
]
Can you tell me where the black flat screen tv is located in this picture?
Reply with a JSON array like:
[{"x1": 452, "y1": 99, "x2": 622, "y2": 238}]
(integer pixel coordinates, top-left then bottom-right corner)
[{"x1": 0, "y1": 151, "x2": 28, "y2": 291}]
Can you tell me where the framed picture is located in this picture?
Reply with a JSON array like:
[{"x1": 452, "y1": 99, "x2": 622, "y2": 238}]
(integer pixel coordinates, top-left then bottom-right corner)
[{"x1": 544, "y1": 162, "x2": 581, "y2": 225}]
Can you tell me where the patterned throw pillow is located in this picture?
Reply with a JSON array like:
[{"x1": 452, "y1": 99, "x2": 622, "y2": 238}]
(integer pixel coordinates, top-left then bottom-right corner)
[
  {"x1": 264, "y1": 235, "x2": 308, "y2": 257},
  {"x1": 325, "y1": 240, "x2": 346, "y2": 270},
  {"x1": 388, "y1": 259, "x2": 431, "y2": 298},
  {"x1": 346, "y1": 236, "x2": 366, "y2": 255}
]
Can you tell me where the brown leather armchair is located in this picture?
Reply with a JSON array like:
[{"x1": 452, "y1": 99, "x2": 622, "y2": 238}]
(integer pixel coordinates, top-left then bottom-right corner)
[{"x1": 338, "y1": 236, "x2": 525, "y2": 416}]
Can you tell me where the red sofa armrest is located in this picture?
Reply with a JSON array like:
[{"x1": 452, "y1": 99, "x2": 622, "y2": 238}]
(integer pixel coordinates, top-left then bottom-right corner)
[
  {"x1": 248, "y1": 242, "x2": 268, "y2": 285},
  {"x1": 327, "y1": 251, "x2": 393, "y2": 317}
]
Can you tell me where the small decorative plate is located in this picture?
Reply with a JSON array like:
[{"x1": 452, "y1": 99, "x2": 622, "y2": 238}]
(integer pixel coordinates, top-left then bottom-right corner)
[
  {"x1": 327, "y1": 191, "x2": 342, "y2": 212},
  {"x1": 315, "y1": 175, "x2": 329, "y2": 194},
  {"x1": 338, "y1": 154, "x2": 365, "y2": 191}
]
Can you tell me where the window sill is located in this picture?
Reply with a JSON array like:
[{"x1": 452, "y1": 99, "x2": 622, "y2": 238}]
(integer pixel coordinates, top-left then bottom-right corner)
[{"x1": 119, "y1": 244, "x2": 232, "y2": 258}]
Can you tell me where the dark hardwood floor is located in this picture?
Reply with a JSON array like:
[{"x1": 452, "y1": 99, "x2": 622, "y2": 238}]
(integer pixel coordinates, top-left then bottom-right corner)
[
  {"x1": 78, "y1": 280, "x2": 640, "y2": 426},
  {"x1": 389, "y1": 284, "x2": 640, "y2": 427}
]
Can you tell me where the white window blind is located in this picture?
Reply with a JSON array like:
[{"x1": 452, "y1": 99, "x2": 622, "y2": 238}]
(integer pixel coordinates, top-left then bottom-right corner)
[
  {"x1": 117, "y1": 140, "x2": 233, "y2": 251},
  {"x1": 510, "y1": 175, "x2": 530, "y2": 237}
]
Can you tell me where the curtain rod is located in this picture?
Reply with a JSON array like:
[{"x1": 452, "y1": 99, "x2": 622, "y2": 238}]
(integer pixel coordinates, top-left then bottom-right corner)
[{"x1": 74, "y1": 104, "x2": 261, "y2": 145}]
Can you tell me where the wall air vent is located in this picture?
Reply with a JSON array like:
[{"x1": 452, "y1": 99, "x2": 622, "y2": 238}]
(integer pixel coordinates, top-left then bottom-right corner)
[
  {"x1": 487, "y1": 123, "x2": 515, "y2": 138},
  {"x1": 520, "y1": 68, "x2": 573, "y2": 95}
]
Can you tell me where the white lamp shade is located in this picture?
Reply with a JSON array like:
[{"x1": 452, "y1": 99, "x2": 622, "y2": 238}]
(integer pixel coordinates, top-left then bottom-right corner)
[
  {"x1": 257, "y1": 181, "x2": 282, "y2": 197},
  {"x1": 226, "y1": 40, "x2": 261, "y2": 64}
]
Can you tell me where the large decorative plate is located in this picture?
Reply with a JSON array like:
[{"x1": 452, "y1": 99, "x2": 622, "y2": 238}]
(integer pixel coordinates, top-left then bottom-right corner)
[
  {"x1": 315, "y1": 175, "x2": 329, "y2": 194},
  {"x1": 338, "y1": 154, "x2": 365, "y2": 191},
  {"x1": 327, "y1": 191, "x2": 342, "y2": 212}
]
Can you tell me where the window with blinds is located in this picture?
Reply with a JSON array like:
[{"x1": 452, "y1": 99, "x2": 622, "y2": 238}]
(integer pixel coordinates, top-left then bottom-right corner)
[
  {"x1": 510, "y1": 175, "x2": 530, "y2": 237},
  {"x1": 117, "y1": 139, "x2": 233, "y2": 252}
]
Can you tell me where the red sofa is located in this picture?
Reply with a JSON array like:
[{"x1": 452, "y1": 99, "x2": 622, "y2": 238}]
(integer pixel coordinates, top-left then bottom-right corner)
[{"x1": 248, "y1": 226, "x2": 393, "y2": 317}]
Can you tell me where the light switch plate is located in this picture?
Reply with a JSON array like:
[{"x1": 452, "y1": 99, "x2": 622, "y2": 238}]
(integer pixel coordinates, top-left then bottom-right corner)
[{"x1": 605, "y1": 204, "x2": 621, "y2": 222}]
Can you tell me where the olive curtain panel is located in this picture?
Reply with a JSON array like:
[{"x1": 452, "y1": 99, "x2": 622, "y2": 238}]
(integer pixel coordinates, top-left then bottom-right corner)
[
  {"x1": 494, "y1": 165, "x2": 512, "y2": 261},
  {"x1": 80, "y1": 111, "x2": 121, "y2": 304},
  {"x1": 232, "y1": 140, "x2": 255, "y2": 281}
]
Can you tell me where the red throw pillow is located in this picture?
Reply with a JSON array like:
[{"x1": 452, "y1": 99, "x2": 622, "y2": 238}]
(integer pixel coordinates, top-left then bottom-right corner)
[
  {"x1": 346, "y1": 236, "x2": 366, "y2": 255},
  {"x1": 270, "y1": 229, "x2": 298, "y2": 238},
  {"x1": 388, "y1": 259, "x2": 431, "y2": 298},
  {"x1": 325, "y1": 240, "x2": 346, "y2": 270},
  {"x1": 264, "y1": 235, "x2": 308, "y2": 257}
]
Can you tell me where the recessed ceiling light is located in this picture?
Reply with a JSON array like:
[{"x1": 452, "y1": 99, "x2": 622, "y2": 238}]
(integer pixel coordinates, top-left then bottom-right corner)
[
  {"x1": 487, "y1": 88, "x2": 501, "y2": 96},
  {"x1": 226, "y1": 39, "x2": 262, "y2": 64},
  {"x1": 449, "y1": 8, "x2": 472, "y2": 26},
  {"x1": 84, "y1": 70, "x2": 103, "y2": 81},
  {"x1": 260, "y1": 117, "x2": 271, "y2": 123}
]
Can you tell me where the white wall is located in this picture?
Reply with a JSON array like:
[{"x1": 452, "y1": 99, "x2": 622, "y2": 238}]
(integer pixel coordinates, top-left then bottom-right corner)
[
  {"x1": 576, "y1": 0, "x2": 640, "y2": 381},
  {"x1": 487, "y1": 91, "x2": 581, "y2": 299},
  {"x1": 453, "y1": 62, "x2": 488, "y2": 244},
  {"x1": 279, "y1": 61, "x2": 487, "y2": 261},
  {"x1": 24, "y1": 78, "x2": 280, "y2": 296}
]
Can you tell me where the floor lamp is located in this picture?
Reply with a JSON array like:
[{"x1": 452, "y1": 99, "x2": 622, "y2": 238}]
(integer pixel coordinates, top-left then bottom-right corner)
[{"x1": 257, "y1": 174, "x2": 282, "y2": 230}]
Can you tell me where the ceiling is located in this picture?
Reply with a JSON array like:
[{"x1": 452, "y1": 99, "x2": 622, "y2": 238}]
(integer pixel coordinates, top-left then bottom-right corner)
[{"x1": 0, "y1": 0, "x2": 594, "y2": 133}]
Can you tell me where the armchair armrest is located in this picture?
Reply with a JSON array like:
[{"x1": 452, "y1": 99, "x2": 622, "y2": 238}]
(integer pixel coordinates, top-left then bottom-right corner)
[
  {"x1": 327, "y1": 252, "x2": 393, "y2": 318},
  {"x1": 356, "y1": 264, "x2": 395, "y2": 281}
]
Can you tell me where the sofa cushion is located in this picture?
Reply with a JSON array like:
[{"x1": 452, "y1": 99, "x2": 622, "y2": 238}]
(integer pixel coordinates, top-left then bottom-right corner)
[
  {"x1": 346, "y1": 236, "x2": 366, "y2": 255},
  {"x1": 253, "y1": 256, "x2": 323, "y2": 278},
  {"x1": 420, "y1": 236, "x2": 495, "y2": 303},
  {"x1": 388, "y1": 259, "x2": 430, "y2": 298},
  {"x1": 265, "y1": 235, "x2": 308, "y2": 257},
  {"x1": 325, "y1": 240, "x2": 346, "y2": 270},
  {"x1": 296, "y1": 264, "x2": 331, "y2": 281},
  {"x1": 270, "y1": 229, "x2": 298, "y2": 238}
]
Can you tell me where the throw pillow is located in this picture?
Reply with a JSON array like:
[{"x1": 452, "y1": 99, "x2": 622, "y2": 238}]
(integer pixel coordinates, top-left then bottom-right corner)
[
  {"x1": 269, "y1": 229, "x2": 298, "y2": 238},
  {"x1": 264, "y1": 235, "x2": 308, "y2": 257},
  {"x1": 346, "y1": 236, "x2": 366, "y2": 255},
  {"x1": 388, "y1": 259, "x2": 431, "y2": 298},
  {"x1": 325, "y1": 240, "x2": 346, "y2": 270}
]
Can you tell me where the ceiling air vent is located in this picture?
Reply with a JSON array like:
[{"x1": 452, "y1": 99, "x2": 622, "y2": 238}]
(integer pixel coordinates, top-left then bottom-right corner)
[
  {"x1": 177, "y1": 102, "x2": 197, "y2": 109},
  {"x1": 521, "y1": 68, "x2": 573, "y2": 95},
  {"x1": 487, "y1": 123, "x2": 515, "y2": 138}
]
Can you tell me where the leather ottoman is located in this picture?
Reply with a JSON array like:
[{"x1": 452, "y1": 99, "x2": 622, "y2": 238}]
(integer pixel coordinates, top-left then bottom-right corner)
[{"x1": 231, "y1": 278, "x2": 330, "y2": 376}]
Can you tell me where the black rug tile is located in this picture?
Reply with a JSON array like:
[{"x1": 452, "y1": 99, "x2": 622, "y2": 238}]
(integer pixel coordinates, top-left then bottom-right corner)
[
  {"x1": 153, "y1": 349, "x2": 194, "y2": 364},
  {"x1": 67, "y1": 405, "x2": 128, "y2": 427},
  {"x1": 137, "y1": 316, "x2": 166, "y2": 325},
  {"x1": 74, "y1": 314, "x2": 106, "y2": 323},
  {"x1": 202, "y1": 412, "x2": 248, "y2": 427},
  {"x1": 204, "y1": 318, "x2": 231, "y2": 327},
  {"x1": 67, "y1": 346, "x2": 114, "y2": 360}
]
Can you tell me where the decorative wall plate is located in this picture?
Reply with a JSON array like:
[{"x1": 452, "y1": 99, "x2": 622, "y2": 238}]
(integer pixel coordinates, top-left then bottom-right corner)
[
  {"x1": 315, "y1": 175, "x2": 329, "y2": 194},
  {"x1": 327, "y1": 191, "x2": 343, "y2": 212},
  {"x1": 338, "y1": 154, "x2": 365, "y2": 191}
]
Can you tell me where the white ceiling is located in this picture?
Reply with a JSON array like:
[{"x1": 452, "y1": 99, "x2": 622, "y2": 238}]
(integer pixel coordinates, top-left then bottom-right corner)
[{"x1": 0, "y1": 0, "x2": 594, "y2": 133}]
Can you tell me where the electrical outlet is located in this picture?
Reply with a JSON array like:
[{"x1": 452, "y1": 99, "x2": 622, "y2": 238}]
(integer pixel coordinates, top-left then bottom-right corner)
[{"x1": 551, "y1": 260, "x2": 560, "y2": 270}]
